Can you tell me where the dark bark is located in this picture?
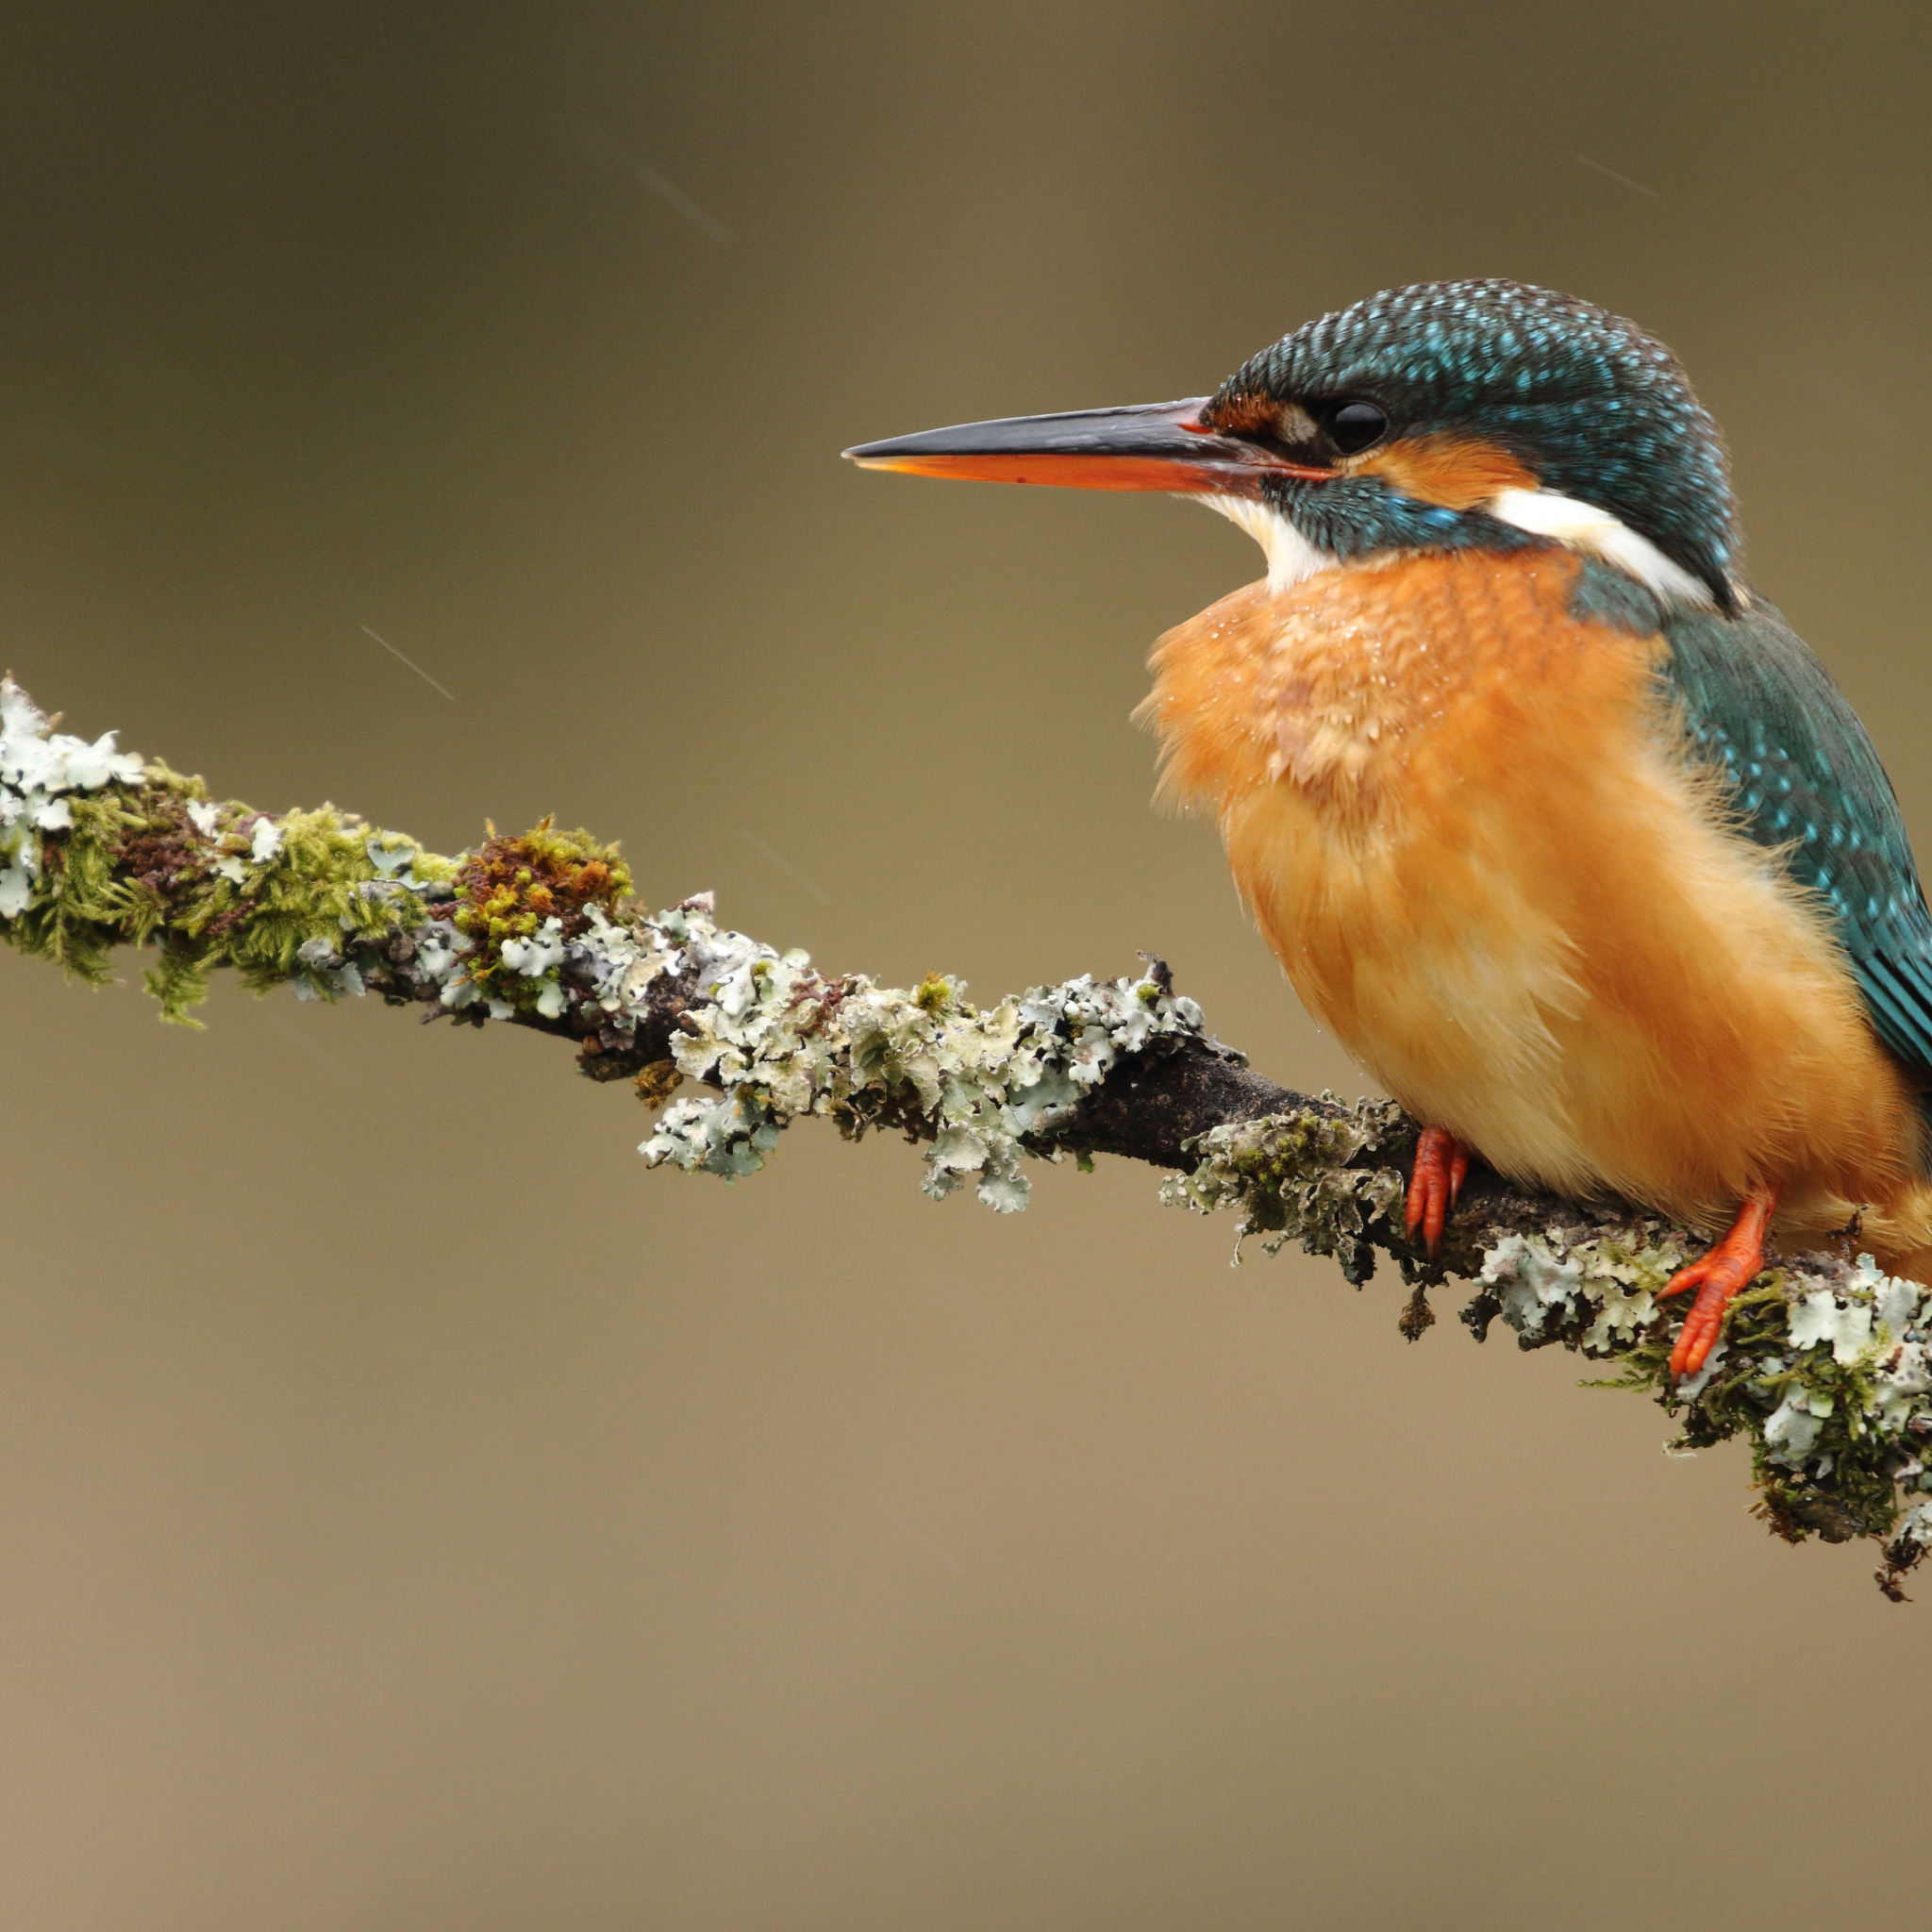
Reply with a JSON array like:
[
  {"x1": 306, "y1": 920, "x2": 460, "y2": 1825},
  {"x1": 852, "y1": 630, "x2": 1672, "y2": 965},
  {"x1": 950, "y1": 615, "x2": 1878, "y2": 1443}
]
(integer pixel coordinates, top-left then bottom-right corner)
[{"x1": 1064, "y1": 1036, "x2": 1308, "y2": 1168}]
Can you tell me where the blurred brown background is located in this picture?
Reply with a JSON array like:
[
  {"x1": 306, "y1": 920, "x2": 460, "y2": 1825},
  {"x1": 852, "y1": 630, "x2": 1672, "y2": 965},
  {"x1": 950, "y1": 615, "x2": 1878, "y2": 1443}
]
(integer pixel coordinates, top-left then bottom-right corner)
[{"x1": 1, "y1": 4, "x2": 1928, "y2": 1927}]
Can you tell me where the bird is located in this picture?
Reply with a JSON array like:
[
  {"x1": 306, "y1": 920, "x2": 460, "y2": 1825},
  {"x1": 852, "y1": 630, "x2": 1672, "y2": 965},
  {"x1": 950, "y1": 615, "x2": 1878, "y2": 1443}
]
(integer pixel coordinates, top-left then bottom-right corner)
[{"x1": 843, "y1": 278, "x2": 1932, "y2": 1380}]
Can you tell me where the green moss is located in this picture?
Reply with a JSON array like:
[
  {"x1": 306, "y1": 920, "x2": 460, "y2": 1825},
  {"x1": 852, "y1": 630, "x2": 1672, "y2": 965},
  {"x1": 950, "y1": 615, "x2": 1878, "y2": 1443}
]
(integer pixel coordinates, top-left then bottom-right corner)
[
  {"x1": 1566, "y1": 1272, "x2": 1907, "y2": 1545},
  {"x1": 144, "y1": 947, "x2": 216, "y2": 1026},
  {"x1": 2, "y1": 764, "x2": 474, "y2": 1021}
]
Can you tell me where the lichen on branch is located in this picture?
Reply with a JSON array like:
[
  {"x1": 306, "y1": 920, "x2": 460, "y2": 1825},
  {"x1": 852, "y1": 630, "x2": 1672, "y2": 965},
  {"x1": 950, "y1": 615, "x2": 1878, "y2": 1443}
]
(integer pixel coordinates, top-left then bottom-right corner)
[
  {"x1": 6, "y1": 674, "x2": 1932, "y2": 1599},
  {"x1": 638, "y1": 936, "x2": 1216, "y2": 1210}
]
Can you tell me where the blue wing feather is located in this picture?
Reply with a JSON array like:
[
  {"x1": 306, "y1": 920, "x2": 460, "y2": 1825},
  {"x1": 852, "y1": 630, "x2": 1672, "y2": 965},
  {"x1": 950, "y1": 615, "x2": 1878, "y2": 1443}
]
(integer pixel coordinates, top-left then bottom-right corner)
[{"x1": 1657, "y1": 594, "x2": 1932, "y2": 1082}]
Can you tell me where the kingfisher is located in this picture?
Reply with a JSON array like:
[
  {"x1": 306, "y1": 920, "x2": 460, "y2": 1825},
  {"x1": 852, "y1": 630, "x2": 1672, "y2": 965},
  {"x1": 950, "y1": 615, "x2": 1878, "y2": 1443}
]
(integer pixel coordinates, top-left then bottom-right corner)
[{"x1": 845, "y1": 278, "x2": 1932, "y2": 1379}]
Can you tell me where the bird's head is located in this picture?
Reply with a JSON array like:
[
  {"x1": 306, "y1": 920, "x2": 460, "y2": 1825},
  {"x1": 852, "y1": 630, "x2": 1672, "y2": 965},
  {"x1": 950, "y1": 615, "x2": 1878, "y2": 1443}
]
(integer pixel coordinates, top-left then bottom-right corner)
[{"x1": 846, "y1": 279, "x2": 1739, "y2": 613}]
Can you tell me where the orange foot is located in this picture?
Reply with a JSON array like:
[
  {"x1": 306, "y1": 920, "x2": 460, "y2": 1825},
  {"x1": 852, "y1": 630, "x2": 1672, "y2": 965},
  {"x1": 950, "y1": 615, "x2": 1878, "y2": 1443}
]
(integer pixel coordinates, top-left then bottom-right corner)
[
  {"x1": 1660, "y1": 1186, "x2": 1778, "y2": 1381},
  {"x1": 1405, "y1": 1125, "x2": 1470, "y2": 1261}
]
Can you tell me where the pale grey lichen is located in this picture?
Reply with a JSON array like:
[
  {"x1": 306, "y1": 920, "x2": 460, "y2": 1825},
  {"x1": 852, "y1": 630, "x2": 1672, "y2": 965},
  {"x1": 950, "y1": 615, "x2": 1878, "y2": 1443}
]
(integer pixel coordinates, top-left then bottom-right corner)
[
  {"x1": 628, "y1": 897, "x2": 1213, "y2": 1209},
  {"x1": 1478, "y1": 1226, "x2": 1689, "y2": 1352}
]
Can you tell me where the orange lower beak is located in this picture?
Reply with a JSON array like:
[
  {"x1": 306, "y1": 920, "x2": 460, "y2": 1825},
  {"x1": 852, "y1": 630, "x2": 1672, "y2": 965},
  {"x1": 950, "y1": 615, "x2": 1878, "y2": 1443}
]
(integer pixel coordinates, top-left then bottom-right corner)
[{"x1": 843, "y1": 398, "x2": 1331, "y2": 495}]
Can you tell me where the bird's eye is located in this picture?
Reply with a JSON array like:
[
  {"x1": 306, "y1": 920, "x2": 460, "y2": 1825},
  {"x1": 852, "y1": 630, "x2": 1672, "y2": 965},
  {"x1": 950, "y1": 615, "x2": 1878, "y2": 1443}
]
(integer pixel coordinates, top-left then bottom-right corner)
[{"x1": 1327, "y1": 400, "x2": 1390, "y2": 456}]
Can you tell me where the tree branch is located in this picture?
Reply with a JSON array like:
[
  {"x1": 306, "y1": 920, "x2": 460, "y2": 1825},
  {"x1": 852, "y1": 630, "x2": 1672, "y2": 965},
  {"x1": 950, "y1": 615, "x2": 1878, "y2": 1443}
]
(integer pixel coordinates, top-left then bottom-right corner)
[{"x1": 6, "y1": 675, "x2": 1932, "y2": 1598}]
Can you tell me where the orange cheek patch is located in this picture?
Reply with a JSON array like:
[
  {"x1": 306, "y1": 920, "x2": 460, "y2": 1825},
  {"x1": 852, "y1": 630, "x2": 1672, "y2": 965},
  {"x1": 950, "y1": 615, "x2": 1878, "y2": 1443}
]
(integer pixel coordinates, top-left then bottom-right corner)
[{"x1": 1354, "y1": 433, "x2": 1537, "y2": 510}]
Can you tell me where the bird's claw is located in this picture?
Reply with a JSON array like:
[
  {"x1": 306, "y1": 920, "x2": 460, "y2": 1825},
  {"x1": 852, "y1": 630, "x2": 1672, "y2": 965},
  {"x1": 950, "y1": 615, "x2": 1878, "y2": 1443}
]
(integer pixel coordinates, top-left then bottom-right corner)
[
  {"x1": 1404, "y1": 1125, "x2": 1469, "y2": 1262},
  {"x1": 1660, "y1": 1186, "x2": 1777, "y2": 1380}
]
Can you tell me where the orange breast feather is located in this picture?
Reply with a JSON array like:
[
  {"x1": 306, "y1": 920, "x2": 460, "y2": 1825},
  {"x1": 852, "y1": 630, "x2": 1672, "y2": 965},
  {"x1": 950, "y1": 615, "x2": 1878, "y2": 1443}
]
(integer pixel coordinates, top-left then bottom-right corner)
[{"x1": 1141, "y1": 547, "x2": 1926, "y2": 1245}]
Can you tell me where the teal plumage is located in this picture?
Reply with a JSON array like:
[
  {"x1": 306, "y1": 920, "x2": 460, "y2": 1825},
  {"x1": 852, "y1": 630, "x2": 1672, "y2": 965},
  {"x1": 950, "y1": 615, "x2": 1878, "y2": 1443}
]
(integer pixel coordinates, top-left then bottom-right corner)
[
  {"x1": 1661, "y1": 600, "x2": 1932, "y2": 1089},
  {"x1": 1215, "y1": 279, "x2": 1741, "y2": 605}
]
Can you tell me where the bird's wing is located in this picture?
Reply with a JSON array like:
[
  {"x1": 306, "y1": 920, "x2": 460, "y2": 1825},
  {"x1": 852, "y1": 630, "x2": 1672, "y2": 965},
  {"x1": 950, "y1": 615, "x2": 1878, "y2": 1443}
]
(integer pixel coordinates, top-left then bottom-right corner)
[{"x1": 1660, "y1": 596, "x2": 1932, "y2": 1082}]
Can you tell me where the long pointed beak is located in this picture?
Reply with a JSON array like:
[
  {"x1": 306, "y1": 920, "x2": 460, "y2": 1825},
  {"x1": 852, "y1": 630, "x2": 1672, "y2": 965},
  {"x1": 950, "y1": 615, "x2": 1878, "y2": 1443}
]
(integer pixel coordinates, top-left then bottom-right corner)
[{"x1": 842, "y1": 398, "x2": 1331, "y2": 494}]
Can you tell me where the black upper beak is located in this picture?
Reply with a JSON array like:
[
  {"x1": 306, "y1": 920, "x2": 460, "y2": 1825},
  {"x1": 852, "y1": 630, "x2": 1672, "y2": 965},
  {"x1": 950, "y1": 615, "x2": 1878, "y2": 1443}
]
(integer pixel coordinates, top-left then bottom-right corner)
[{"x1": 842, "y1": 398, "x2": 1331, "y2": 494}]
